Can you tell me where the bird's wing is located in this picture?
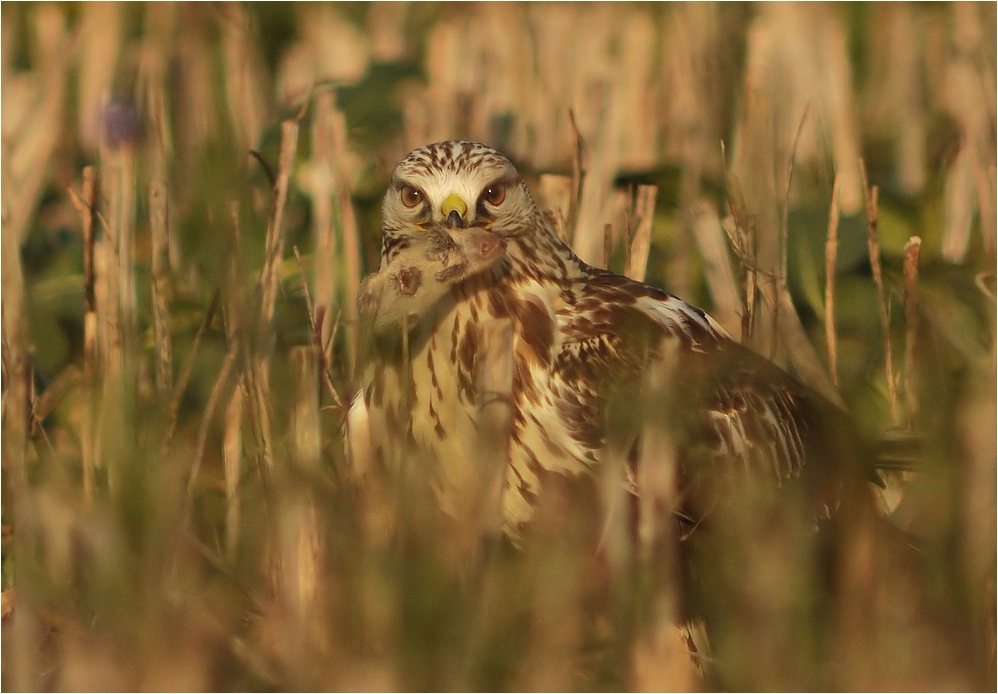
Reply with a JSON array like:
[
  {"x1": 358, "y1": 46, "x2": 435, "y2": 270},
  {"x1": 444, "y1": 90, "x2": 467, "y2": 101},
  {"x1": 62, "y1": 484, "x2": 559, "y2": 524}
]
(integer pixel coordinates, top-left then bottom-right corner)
[{"x1": 554, "y1": 271, "x2": 846, "y2": 522}]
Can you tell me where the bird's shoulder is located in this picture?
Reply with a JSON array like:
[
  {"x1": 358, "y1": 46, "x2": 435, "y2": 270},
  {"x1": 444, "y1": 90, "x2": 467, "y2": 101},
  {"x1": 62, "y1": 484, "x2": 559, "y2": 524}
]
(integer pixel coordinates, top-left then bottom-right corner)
[{"x1": 552, "y1": 267, "x2": 729, "y2": 370}]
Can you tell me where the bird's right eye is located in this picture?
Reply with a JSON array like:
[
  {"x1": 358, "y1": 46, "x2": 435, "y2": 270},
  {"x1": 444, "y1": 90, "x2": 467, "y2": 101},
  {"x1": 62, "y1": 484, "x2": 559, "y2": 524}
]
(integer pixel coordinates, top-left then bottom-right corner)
[{"x1": 400, "y1": 185, "x2": 423, "y2": 208}]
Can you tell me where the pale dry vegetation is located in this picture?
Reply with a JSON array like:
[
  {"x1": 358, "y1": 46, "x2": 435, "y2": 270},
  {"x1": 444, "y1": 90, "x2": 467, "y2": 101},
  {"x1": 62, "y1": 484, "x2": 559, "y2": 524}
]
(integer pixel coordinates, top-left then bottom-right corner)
[{"x1": 1, "y1": 3, "x2": 995, "y2": 690}]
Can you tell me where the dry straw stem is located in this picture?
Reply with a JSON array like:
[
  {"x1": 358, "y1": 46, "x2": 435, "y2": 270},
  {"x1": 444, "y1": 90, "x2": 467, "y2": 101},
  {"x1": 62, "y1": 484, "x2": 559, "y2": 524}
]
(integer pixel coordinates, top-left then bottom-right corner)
[
  {"x1": 104, "y1": 144, "x2": 138, "y2": 361},
  {"x1": 326, "y1": 107, "x2": 363, "y2": 375},
  {"x1": 690, "y1": 201, "x2": 742, "y2": 337},
  {"x1": 902, "y1": 236, "x2": 921, "y2": 429},
  {"x1": 163, "y1": 289, "x2": 221, "y2": 451},
  {"x1": 1, "y1": 126, "x2": 34, "y2": 691},
  {"x1": 69, "y1": 166, "x2": 100, "y2": 500},
  {"x1": 567, "y1": 109, "x2": 584, "y2": 243},
  {"x1": 824, "y1": 172, "x2": 842, "y2": 387},
  {"x1": 720, "y1": 144, "x2": 760, "y2": 344},
  {"x1": 309, "y1": 90, "x2": 340, "y2": 375},
  {"x1": 3, "y1": 5, "x2": 73, "y2": 247},
  {"x1": 251, "y1": 117, "x2": 302, "y2": 474},
  {"x1": 602, "y1": 223, "x2": 614, "y2": 270},
  {"x1": 537, "y1": 174, "x2": 573, "y2": 241},
  {"x1": 150, "y1": 182, "x2": 173, "y2": 393},
  {"x1": 29, "y1": 365, "x2": 82, "y2": 436},
  {"x1": 224, "y1": 202, "x2": 247, "y2": 562},
  {"x1": 861, "y1": 160, "x2": 900, "y2": 426},
  {"x1": 96, "y1": 137, "x2": 138, "y2": 492},
  {"x1": 624, "y1": 185, "x2": 657, "y2": 282},
  {"x1": 293, "y1": 246, "x2": 344, "y2": 411},
  {"x1": 186, "y1": 348, "x2": 237, "y2": 508},
  {"x1": 285, "y1": 347, "x2": 323, "y2": 648},
  {"x1": 224, "y1": 385, "x2": 244, "y2": 562},
  {"x1": 772, "y1": 105, "x2": 811, "y2": 359},
  {"x1": 572, "y1": 96, "x2": 621, "y2": 266},
  {"x1": 258, "y1": 119, "x2": 301, "y2": 332}
]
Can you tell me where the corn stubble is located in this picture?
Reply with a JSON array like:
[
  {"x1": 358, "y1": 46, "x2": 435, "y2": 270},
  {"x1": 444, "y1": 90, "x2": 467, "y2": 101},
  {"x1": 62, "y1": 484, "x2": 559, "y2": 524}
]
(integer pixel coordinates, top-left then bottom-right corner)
[{"x1": 1, "y1": 3, "x2": 994, "y2": 691}]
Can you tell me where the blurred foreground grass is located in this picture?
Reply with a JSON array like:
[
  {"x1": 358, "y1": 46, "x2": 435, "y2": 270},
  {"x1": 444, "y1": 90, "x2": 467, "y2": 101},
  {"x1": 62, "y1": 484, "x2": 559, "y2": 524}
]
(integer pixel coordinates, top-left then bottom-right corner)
[{"x1": 2, "y1": 2, "x2": 995, "y2": 690}]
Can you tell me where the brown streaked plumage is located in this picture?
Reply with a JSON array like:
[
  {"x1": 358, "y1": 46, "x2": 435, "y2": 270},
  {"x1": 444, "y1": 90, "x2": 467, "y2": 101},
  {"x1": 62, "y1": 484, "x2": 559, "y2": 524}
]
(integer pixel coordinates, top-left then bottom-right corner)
[{"x1": 348, "y1": 140, "x2": 852, "y2": 541}]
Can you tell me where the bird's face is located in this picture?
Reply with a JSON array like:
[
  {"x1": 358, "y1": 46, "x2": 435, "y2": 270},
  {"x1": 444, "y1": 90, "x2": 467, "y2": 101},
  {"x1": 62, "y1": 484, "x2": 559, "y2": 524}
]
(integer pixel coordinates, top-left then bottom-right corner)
[{"x1": 380, "y1": 141, "x2": 539, "y2": 269}]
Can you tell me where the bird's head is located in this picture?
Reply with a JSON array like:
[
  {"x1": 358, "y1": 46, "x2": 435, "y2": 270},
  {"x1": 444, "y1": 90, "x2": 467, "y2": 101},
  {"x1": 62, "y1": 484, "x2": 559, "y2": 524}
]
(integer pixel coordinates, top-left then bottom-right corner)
[{"x1": 380, "y1": 141, "x2": 553, "y2": 273}]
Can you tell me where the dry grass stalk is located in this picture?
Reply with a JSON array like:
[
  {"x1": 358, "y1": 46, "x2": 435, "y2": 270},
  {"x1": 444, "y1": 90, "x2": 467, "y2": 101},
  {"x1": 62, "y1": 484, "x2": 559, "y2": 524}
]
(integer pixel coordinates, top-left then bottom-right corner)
[
  {"x1": 150, "y1": 182, "x2": 173, "y2": 393},
  {"x1": 95, "y1": 133, "x2": 138, "y2": 490},
  {"x1": 631, "y1": 348, "x2": 702, "y2": 690},
  {"x1": 974, "y1": 159, "x2": 996, "y2": 261},
  {"x1": 224, "y1": 385, "x2": 244, "y2": 562},
  {"x1": 775, "y1": 288, "x2": 845, "y2": 408},
  {"x1": 293, "y1": 247, "x2": 343, "y2": 412},
  {"x1": 29, "y1": 365, "x2": 82, "y2": 436},
  {"x1": 2, "y1": 191, "x2": 30, "y2": 497},
  {"x1": 690, "y1": 200, "x2": 742, "y2": 337},
  {"x1": 624, "y1": 185, "x2": 657, "y2": 282},
  {"x1": 250, "y1": 118, "x2": 302, "y2": 473},
  {"x1": 221, "y1": 4, "x2": 267, "y2": 153},
  {"x1": 537, "y1": 174, "x2": 572, "y2": 241},
  {"x1": 290, "y1": 346, "x2": 322, "y2": 564},
  {"x1": 861, "y1": 161, "x2": 900, "y2": 426},
  {"x1": 602, "y1": 223, "x2": 614, "y2": 270},
  {"x1": 310, "y1": 91, "x2": 341, "y2": 375},
  {"x1": 572, "y1": 90, "x2": 622, "y2": 266},
  {"x1": 326, "y1": 107, "x2": 363, "y2": 374},
  {"x1": 291, "y1": 346, "x2": 321, "y2": 473},
  {"x1": 1, "y1": 120, "x2": 34, "y2": 690},
  {"x1": 567, "y1": 109, "x2": 584, "y2": 243},
  {"x1": 4, "y1": 4, "x2": 73, "y2": 246},
  {"x1": 824, "y1": 172, "x2": 842, "y2": 387},
  {"x1": 258, "y1": 119, "x2": 301, "y2": 331},
  {"x1": 107, "y1": 144, "x2": 139, "y2": 364},
  {"x1": 772, "y1": 105, "x2": 811, "y2": 359},
  {"x1": 224, "y1": 202, "x2": 247, "y2": 562},
  {"x1": 76, "y1": 3, "x2": 120, "y2": 152},
  {"x1": 721, "y1": 166, "x2": 760, "y2": 344},
  {"x1": 139, "y1": 4, "x2": 175, "y2": 183},
  {"x1": 70, "y1": 166, "x2": 100, "y2": 501},
  {"x1": 163, "y1": 289, "x2": 221, "y2": 451},
  {"x1": 186, "y1": 348, "x2": 237, "y2": 507},
  {"x1": 902, "y1": 236, "x2": 922, "y2": 429}
]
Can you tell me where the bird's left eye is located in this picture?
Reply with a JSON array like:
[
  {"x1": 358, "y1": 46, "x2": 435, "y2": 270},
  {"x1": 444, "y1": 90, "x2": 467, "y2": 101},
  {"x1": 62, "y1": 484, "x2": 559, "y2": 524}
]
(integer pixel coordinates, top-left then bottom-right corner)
[{"x1": 483, "y1": 183, "x2": 506, "y2": 206}]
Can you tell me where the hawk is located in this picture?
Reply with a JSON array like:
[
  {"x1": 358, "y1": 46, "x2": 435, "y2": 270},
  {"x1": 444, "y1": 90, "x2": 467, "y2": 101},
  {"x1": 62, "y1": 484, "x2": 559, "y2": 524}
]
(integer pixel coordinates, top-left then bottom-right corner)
[{"x1": 348, "y1": 140, "x2": 857, "y2": 548}]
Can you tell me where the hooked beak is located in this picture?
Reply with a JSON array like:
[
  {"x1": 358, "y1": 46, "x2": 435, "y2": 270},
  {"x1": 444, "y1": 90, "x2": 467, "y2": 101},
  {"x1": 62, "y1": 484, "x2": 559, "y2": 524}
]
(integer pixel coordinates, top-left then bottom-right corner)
[{"x1": 441, "y1": 193, "x2": 468, "y2": 229}]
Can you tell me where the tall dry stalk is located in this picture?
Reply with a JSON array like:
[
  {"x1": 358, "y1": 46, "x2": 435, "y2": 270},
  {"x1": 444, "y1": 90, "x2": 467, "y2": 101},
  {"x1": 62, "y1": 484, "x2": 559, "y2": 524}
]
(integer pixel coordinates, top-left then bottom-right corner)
[
  {"x1": 691, "y1": 201, "x2": 742, "y2": 337},
  {"x1": 163, "y1": 290, "x2": 221, "y2": 452},
  {"x1": 327, "y1": 107, "x2": 363, "y2": 373},
  {"x1": 902, "y1": 237, "x2": 921, "y2": 429},
  {"x1": 96, "y1": 128, "x2": 140, "y2": 489},
  {"x1": 624, "y1": 185, "x2": 658, "y2": 282},
  {"x1": 773, "y1": 106, "x2": 811, "y2": 358},
  {"x1": 150, "y1": 183, "x2": 173, "y2": 393},
  {"x1": 249, "y1": 118, "x2": 301, "y2": 473},
  {"x1": 861, "y1": 161, "x2": 900, "y2": 426},
  {"x1": 70, "y1": 166, "x2": 101, "y2": 502},
  {"x1": 309, "y1": 90, "x2": 341, "y2": 375},
  {"x1": 224, "y1": 202, "x2": 247, "y2": 561},
  {"x1": 824, "y1": 173, "x2": 842, "y2": 387},
  {"x1": 1, "y1": 116, "x2": 34, "y2": 693}
]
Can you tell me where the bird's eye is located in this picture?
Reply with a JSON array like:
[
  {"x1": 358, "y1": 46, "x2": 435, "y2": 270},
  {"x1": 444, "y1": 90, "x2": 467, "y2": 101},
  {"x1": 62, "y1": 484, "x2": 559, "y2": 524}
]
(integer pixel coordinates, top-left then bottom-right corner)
[
  {"x1": 483, "y1": 183, "x2": 506, "y2": 206},
  {"x1": 400, "y1": 185, "x2": 423, "y2": 208}
]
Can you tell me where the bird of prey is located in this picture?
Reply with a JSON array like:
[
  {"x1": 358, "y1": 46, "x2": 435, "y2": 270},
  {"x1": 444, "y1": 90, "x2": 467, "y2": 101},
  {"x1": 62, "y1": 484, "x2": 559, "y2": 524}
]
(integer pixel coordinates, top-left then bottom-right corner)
[{"x1": 348, "y1": 140, "x2": 859, "y2": 547}]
